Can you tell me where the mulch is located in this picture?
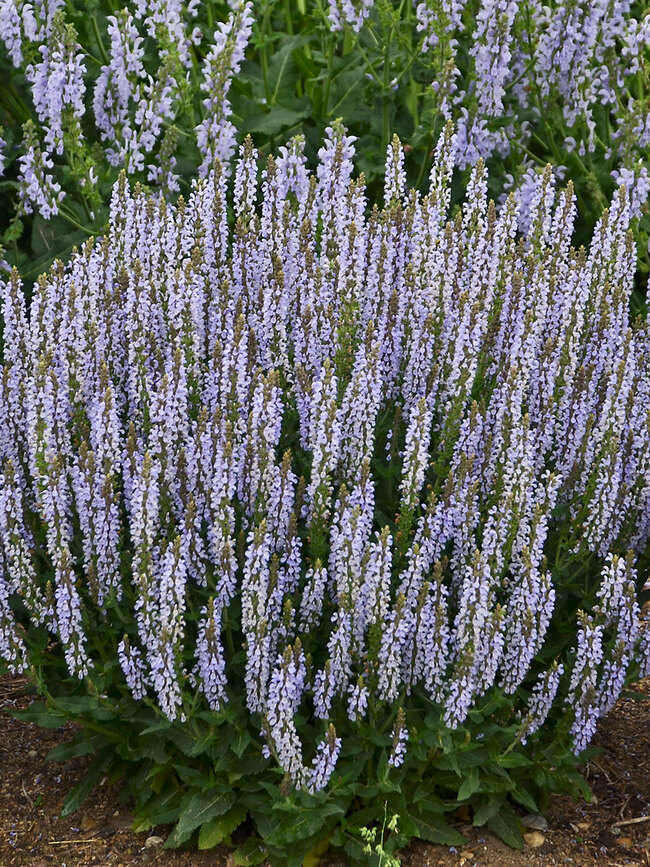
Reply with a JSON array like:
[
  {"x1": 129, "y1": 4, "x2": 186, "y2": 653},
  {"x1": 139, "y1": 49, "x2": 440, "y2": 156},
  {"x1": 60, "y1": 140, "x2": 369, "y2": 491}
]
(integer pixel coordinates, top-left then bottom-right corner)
[{"x1": 0, "y1": 675, "x2": 648, "y2": 867}]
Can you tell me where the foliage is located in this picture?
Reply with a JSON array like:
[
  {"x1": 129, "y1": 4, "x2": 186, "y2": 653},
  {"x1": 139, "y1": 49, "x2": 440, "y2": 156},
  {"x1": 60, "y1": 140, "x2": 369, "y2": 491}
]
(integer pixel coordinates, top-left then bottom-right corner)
[
  {"x1": 0, "y1": 0, "x2": 649, "y2": 286},
  {"x1": 1, "y1": 125, "x2": 649, "y2": 862}
]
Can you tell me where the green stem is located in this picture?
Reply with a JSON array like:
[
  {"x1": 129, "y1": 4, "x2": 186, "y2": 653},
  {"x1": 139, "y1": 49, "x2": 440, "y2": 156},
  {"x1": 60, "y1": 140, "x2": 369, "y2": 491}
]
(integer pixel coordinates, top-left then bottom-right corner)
[
  {"x1": 323, "y1": 34, "x2": 335, "y2": 120},
  {"x1": 91, "y1": 16, "x2": 110, "y2": 66},
  {"x1": 58, "y1": 205, "x2": 95, "y2": 235},
  {"x1": 382, "y1": 15, "x2": 392, "y2": 150},
  {"x1": 283, "y1": 0, "x2": 294, "y2": 35},
  {"x1": 356, "y1": 40, "x2": 382, "y2": 83},
  {"x1": 414, "y1": 131, "x2": 435, "y2": 192},
  {"x1": 259, "y1": 3, "x2": 271, "y2": 105}
]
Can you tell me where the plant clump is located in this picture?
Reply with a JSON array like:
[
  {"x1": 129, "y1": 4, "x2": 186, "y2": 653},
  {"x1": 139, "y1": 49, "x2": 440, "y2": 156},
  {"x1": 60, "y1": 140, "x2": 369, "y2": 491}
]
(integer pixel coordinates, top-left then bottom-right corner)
[{"x1": 0, "y1": 125, "x2": 649, "y2": 864}]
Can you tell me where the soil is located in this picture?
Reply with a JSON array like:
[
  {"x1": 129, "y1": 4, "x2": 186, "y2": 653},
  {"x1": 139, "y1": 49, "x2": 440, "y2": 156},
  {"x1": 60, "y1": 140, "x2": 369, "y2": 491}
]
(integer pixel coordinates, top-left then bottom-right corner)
[{"x1": 1, "y1": 675, "x2": 649, "y2": 867}]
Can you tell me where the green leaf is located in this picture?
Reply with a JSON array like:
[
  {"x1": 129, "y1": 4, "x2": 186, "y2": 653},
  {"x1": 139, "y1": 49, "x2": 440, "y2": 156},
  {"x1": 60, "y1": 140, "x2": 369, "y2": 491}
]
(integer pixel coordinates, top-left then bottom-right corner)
[
  {"x1": 498, "y1": 751, "x2": 531, "y2": 768},
  {"x1": 266, "y1": 38, "x2": 301, "y2": 105},
  {"x1": 132, "y1": 788, "x2": 182, "y2": 831},
  {"x1": 512, "y1": 785, "x2": 538, "y2": 813},
  {"x1": 198, "y1": 803, "x2": 248, "y2": 849},
  {"x1": 472, "y1": 797, "x2": 504, "y2": 827},
  {"x1": 487, "y1": 810, "x2": 524, "y2": 849},
  {"x1": 231, "y1": 730, "x2": 252, "y2": 758},
  {"x1": 46, "y1": 732, "x2": 106, "y2": 762},
  {"x1": 242, "y1": 104, "x2": 312, "y2": 138},
  {"x1": 342, "y1": 833, "x2": 368, "y2": 863},
  {"x1": 172, "y1": 764, "x2": 208, "y2": 788},
  {"x1": 10, "y1": 702, "x2": 66, "y2": 729},
  {"x1": 621, "y1": 688, "x2": 650, "y2": 701},
  {"x1": 233, "y1": 836, "x2": 267, "y2": 866},
  {"x1": 457, "y1": 768, "x2": 480, "y2": 801},
  {"x1": 266, "y1": 808, "x2": 329, "y2": 846},
  {"x1": 60, "y1": 748, "x2": 113, "y2": 817},
  {"x1": 412, "y1": 809, "x2": 467, "y2": 846},
  {"x1": 168, "y1": 790, "x2": 236, "y2": 846},
  {"x1": 3, "y1": 217, "x2": 23, "y2": 243},
  {"x1": 53, "y1": 695, "x2": 118, "y2": 721}
]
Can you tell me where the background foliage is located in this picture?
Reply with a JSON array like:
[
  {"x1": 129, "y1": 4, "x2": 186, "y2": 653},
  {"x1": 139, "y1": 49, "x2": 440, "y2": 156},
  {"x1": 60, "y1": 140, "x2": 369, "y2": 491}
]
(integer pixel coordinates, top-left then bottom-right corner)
[{"x1": 1, "y1": 0, "x2": 649, "y2": 291}]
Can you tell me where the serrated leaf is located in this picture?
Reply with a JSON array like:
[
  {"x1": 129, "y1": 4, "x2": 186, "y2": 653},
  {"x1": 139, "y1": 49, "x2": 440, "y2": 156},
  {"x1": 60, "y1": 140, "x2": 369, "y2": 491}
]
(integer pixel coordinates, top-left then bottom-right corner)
[
  {"x1": 303, "y1": 831, "x2": 332, "y2": 867},
  {"x1": 472, "y1": 797, "x2": 504, "y2": 826},
  {"x1": 487, "y1": 810, "x2": 524, "y2": 849},
  {"x1": 172, "y1": 764, "x2": 207, "y2": 788},
  {"x1": 169, "y1": 790, "x2": 236, "y2": 845},
  {"x1": 60, "y1": 748, "x2": 113, "y2": 817},
  {"x1": 412, "y1": 810, "x2": 467, "y2": 846},
  {"x1": 231, "y1": 730, "x2": 252, "y2": 758},
  {"x1": 267, "y1": 38, "x2": 301, "y2": 104},
  {"x1": 233, "y1": 836, "x2": 267, "y2": 866},
  {"x1": 266, "y1": 808, "x2": 329, "y2": 846},
  {"x1": 10, "y1": 702, "x2": 66, "y2": 729},
  {"x1": 198, "y1": 803, "x2": 248, "y2": 849},
  {"x1": 457, "y1": 768, "x2": 480, "y2": 801},
  {"x1": 512, "y1": 785, "x2": 538, "y2": 813},
  {"x1": 242, "y1": 105, "x2": 312, "y2": 137},
  {"x1": 342, "y1": 833, "x2": 367, "y2": 863},
  {"x1": 132, "y1": 788, "x2": 182, "y2": 831},
  {"x1": 498, "y1": 751, "x2": 531, "y2": 768},
  {"x1": 46, "y1": 732, "x2": 106, "y2": 762}
]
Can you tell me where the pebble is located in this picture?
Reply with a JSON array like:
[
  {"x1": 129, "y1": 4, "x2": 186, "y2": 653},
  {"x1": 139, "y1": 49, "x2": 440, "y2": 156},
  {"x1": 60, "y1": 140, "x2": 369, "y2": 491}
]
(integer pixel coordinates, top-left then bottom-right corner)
[
  {"x1": 523, "y1": 830, "x2": 546, "y2": 848},
  {"x1": 27, "y1": 749, "x2": 38, "y2": 759},
  {"x1": 144, "y1": 834, "x2": 164, "y2": 848},
  {"x1": 522, "y1": 813, "x2": 548, "y2": 831},
  {"x1": 81, "y1": 815, "x2": 97, "y2": 831}
]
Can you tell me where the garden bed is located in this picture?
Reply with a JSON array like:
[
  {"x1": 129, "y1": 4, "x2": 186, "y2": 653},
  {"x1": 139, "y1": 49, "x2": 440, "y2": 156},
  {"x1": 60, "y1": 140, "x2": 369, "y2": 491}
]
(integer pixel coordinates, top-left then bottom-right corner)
[{"x1": 1, "y1": 675, "x2": 649, "y2": 867}]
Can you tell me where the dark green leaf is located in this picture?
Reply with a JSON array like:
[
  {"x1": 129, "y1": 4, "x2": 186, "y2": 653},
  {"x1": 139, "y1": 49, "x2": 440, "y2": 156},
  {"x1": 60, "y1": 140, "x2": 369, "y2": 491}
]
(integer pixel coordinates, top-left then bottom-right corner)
[
  {"x1": 498, "y1": 751, "x2": 532, "y2": 768},
  {"x1": 472, "y1": 797, "x2": 504, "y2": 826},
  {"x1": 133, "y1": 788, "x2": 183, "y2": 831},
  {"x1": 10, "y1": 702, "x2": 66, "y2": 729},
  {"x1": 487, "y1": 810, "x2": 524, "y2": 849},
  {"x1": 168, "y1": 790, "x2": 236, "y2": 846},
  {"x1": 46, "y1": 732, "x2": 106, "y2": 762},
  {"x1": 233, "y1": 836, "x2": 267, "y2": 866},
  {"x1": 457, "y1": 768, "x2": 480, "y2": 801},
  {"x1": 60, "y1": 748, "x2": 113, "y2": 817},
  {"x1": 266, "y1": 808, "x2": 329, "y2": 846},
  {"x1": 242, "y1": 104, "x2": 312, "y2": 137},
  {"x1": 512, "y1": 785, "x2": 538, "y2": 813},
  {"x1": 412, "y1": 810, "x2": 467, "y2": 846},
  {"x1": 198, "y1": 803, "x2": 248, "y2": 849}
]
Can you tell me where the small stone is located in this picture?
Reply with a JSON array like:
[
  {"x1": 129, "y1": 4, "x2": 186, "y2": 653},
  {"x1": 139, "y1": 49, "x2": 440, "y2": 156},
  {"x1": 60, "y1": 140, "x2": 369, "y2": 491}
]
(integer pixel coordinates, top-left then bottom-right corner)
[
  {"x1": 113, "y1": 810, "x2": 120, "y2": 817},
  {"x1": 523, "y1": 831, "x2": 545, "y2": 848},
  {"x1": 522, "y1": 813, "x2": 548, "y2": 831},
  {"x1": 462, "y1": 852, "x2": 475, "y2": 860},
  {"x1": 576, "y1": 822, "x2": 590, "y2": 831},
  {"x1": 144, "y1": 835, "x2": 164, "y2": 848},
  {"x1": 81, "y1": 815, "x2": 97, "y2": 831},
  {"x1": 28, "y1": 749, "x2": 38, "y2": 758}
]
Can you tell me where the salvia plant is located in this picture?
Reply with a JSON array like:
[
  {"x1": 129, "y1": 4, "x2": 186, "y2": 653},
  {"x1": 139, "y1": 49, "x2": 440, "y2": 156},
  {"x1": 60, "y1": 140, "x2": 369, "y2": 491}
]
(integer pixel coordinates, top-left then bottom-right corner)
[
  {"x1": 1, "y1": 0, "x2": 649, "y2": 285},
  {"x1": 1, "y1": 123, "x2": 649, "y2": 863}
]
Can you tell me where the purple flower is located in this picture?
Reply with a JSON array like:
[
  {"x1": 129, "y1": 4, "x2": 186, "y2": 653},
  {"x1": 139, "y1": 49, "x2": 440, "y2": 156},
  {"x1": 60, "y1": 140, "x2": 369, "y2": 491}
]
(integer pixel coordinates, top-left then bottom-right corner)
[
  {"x1": 308, "y1": 724, "x2": 342, "y2": 792},
  {"x1": 388, "y1": 707, "x2": 408, "y2": 768},
  {"x1": 195, "y1": 2, "x2": 254, "y2": 176},
  {"x1": 16, "y1": 121, "x2": 64, "y2": 218},
  {"x1": 326, "y1": 0, "x2": 374, "y2": 33}
]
